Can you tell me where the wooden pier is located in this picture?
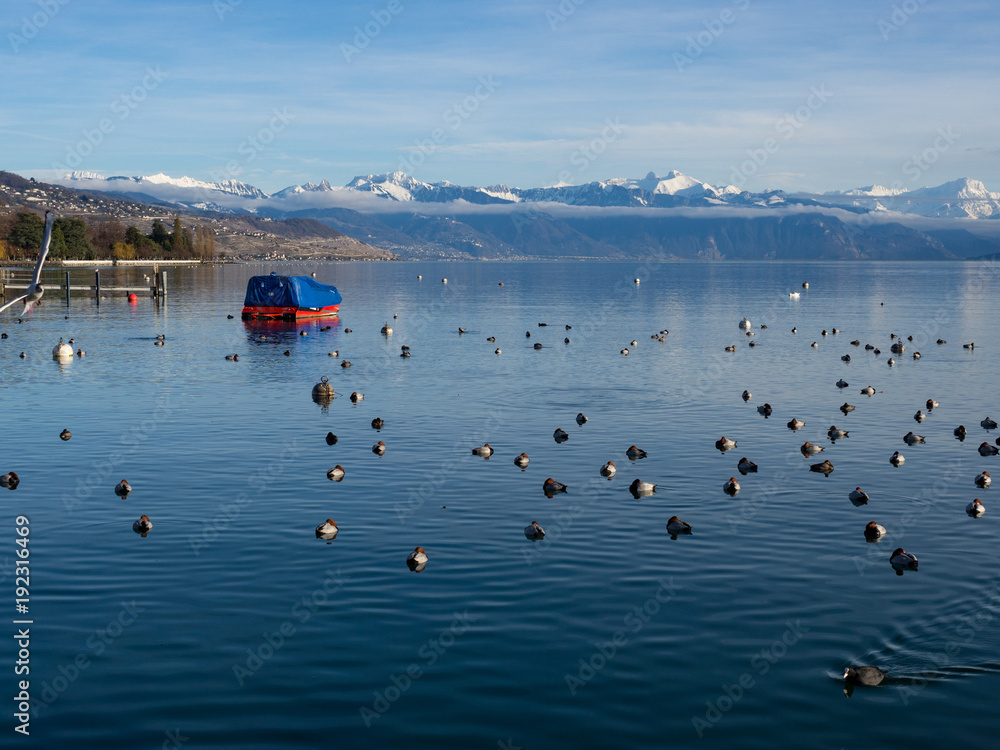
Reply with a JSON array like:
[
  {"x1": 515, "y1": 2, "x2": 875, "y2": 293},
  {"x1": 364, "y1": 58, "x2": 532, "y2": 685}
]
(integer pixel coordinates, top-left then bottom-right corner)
[{"x1": 0, "y1": 269, "x2": 167, "y2": 303}]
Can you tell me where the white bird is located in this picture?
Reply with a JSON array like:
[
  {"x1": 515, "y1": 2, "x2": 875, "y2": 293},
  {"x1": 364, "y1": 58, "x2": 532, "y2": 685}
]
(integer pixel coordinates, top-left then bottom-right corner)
[
  {"x1": 524, "y1": 521, "x2": 545, "y2": 539},
  {"x1": 789, "y1": 291, "x2": 800, "y2": 299},
  {"x1": 967, "y1": 499, "x2": 986, "y2": 517},
  {"x1": 0, "y1": 211, "x2": 53, "y2": 316}
]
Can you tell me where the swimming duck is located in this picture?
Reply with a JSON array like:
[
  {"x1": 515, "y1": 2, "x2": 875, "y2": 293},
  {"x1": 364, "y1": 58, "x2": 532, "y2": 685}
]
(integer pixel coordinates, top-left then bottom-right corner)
[
  {"x1": 748, "y1": 341, "x2": 756, "y2": 348},
  {"x1": 865, "y1": 344, "x2": 874, "y2": 350},
  {"x1": 155, "y1": 341, "x2": 165, "y2": 347},
  {"x1": 822, "y1": 330, "x2": 828, "y2": 336},
  {"x1": 524, "y1": 521, "x2": 546, "y2": 539},
  {"x1": 890, "y1": 548, "x2": 918, "y2": 569},
  {"x1": 534, "y1": 342, "x2": 543, "y2": 349},
  {"x1": 371, "y1": 417, "x2": 384, "y2": 430},
  {"x1": 963, "y1": 342, "x2": 975, "y2": 350},
  {"x1": 372, "y1": 441, "x2": 386, "y2": 455},
  {"x1": 810, "y1": 460, "x2": 834, "y2": 475},
  {"x1": 716, "y1": 436, "x2": 736, "y2": 451},
  {"x1": 224, "y1": 354, "x2": 238, "y2": 361},
  {"x1": 576, "y1": 413, "x2": 588, "y2": 425},
  {"x1": 979, "y1": 442, "x2": 999, "y2": 456},
  {"x1": 849, "y1": 487, "x2": 869, "y2": 504},
  {"x1": 401, "y1": 345, "x2": 410, "y2": 352},
  {"x1": 975, "y1": 471, "x2": 991, "y2": 488},
  {"x1": 471, "y1": 443, "x2": 494, "y2": 457},
  {"x1": 630, "y1": 340, "x2": 638, "y2": 347},
  {"x1": 494, "y1": 348, "x2": 501, "y2": 355},
  {"x1": 1, "y1": 472, "x2": 19, "y2": 489},
  {"x1": 115, "y1": 479, "x2": 132, "y2": 496},
  {"x1": 350, "y1": 392, "x2": 364, "y2": 402},
  {"x1": 903, "y1": 432, "x2": 925, "y2": 445},
  {"x1": 630, "y1": 479, "x2": 657, "y2": 496},
  {"x1": 525, "y1": 331, "x2": 531, "y2": 338},
  {"x1": 543, "y1": 478, "x2": 568, "y2": 494},
  {"x1": 724, "y1": 345, "x2": 736, "y2": 352},
  {"x1": 407, "y1": 547, "x2": 428, "y2": 565},
  {"x1": 791, "y1": 327, "x2": 797, "y2": 333},
  {"x1": 757, "y1": 403, "x2": 772, "y2": 416},
  {"x1": 723, "y1": 477, "x2": 740, "y2": 495},
  {"x1": 600, "y1": 461, "x2": 616, "y2": 477},
  {"x1": 914, "y1": 410, "x2": 925, "y2": 422},
  {"x1": 860, "y1": 386, "x2": 875, "y2": 395},
  {"x1": 742, "y1": 390, "x2": 751, "y2": 401},
  {"x1": 913, "y1": 351, "x2": 921, "y2": 359},
  {"x1": 954, "y1": 425, "x2": 967, "y2": 439},
  {"x1": 936, "y1": 338, "x2": 946, "y2": 344},
  {"x1": 327, "y1": 465, "x2": 345, "y2": 481},
  {"x1": 553, "y1": 428, "x2": 569, "y2": 442},
  {"x1": 926, "y1": 399, "x2": 939, "y2": 409},
  {"x1": 514, "y1": 453, "x2": 529, "y2": 468},
  {"x1": 810, "y1": 341, "x2": 818, "y2": 348},
  {"x1": 840, "y1": 403, "x2": 855, "y2": 414},
  {"x1": 982, "y1": 417, "x2": 998, "y2": 429},
  {"x1": 737, "y1": 457, "x2": 758, "y2": 474},
  {"x1": 967, "y1": 498, "x2": 986, "y2": 517},
  {"x1": 60, "y1": 429, "x2": 71, "y2": 441},
  {"x1": 486, "y1": 337, "x2": 495, "y2": 342},
  {"x1": 890, "y1": 451, "x2": 905, "y2": 466},
  {"x1": 836, "y1": 379, "x2": 849, "y2": 388},
  {"x1": 828, "y1": 426, "x2": 849, "y2": 440},
  {"x1": 666, "y1": 516, "x2": 692, "y2": 535},
  {"x1": 620, "y1": 348, "x2": 629, "y2": 355},
  {"x1": 864, "y1": 521, "x2": 886, "y2": 540},
  {"x1": 340, "y1": 360, "x2": 351, "y2": 367},
  {"x1": 841, "y1": 354, "x2": 851, "y2": 362},
  {"x1": 52, "y1": 338, "x2": 73, "y2": 358},
  {"x1": 787, "y1": 418, "x2": 804, "y2": 430},
  {"x1": 887, "y1": 358, "x2": 895, "y2": 367},
  {"x1": 626, "y1": 445, "x2": 647, "y2": 460},
  {"x1": 800, "y1": 442, "x2": 824, "y2": 454},
  {"x1": 315, "y1": 519, "x2": 338, "y2": 537},
  {"x1": 132, "y1": 515, "x2": 152, "y2": 534},
  {"x1": 565, "y1": 338, "x2": 571, "y2": 344},
  {"x1": 850, "y1": 340, "x2": 861, "y2": 346},
  {"x1": 843, "y1": 666, "x2": 886, "y2": 686}
]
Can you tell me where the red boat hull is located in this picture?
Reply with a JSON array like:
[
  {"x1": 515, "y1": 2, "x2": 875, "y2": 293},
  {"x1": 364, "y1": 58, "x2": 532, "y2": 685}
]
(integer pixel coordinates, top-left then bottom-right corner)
[{"x1": 241, "y1": 305, "x2": 340, "y2": 320}]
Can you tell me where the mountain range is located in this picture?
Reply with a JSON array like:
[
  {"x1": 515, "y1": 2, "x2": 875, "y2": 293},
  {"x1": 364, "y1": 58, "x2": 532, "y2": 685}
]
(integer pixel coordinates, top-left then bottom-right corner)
[{"x1": 39, "y1": 170, "x2": 1000, "y2": 260}]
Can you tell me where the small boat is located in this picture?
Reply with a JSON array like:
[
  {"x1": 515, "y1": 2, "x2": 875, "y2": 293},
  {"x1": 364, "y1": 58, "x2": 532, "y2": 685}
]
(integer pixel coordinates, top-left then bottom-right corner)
[{"x1": 241, "y1": 272, "x2": 342, "y2": 320}]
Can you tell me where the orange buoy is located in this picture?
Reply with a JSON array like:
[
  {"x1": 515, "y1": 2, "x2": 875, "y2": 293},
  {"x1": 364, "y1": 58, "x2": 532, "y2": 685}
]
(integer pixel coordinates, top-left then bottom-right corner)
[{"x1": 128, "y1": 293, "x2": 138, "y2": 302}]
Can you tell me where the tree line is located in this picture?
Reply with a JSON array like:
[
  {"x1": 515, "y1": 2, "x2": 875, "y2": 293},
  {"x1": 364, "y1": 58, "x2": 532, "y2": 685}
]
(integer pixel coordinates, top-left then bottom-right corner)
[{"x1": 0, "y1": 212, "x2": 217, "y2": 261}]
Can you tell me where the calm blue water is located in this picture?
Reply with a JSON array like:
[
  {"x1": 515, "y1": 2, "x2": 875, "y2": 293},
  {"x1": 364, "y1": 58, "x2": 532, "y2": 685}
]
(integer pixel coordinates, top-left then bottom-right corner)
[{"x1": 2, "y1": 260, "x2": 999, "y2": 748}]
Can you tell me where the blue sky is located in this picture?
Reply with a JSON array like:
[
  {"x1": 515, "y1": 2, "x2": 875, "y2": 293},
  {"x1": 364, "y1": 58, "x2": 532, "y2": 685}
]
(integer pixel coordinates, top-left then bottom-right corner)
[{"x1": 4, "y1": 0, "x2": 999, "y2": 194}]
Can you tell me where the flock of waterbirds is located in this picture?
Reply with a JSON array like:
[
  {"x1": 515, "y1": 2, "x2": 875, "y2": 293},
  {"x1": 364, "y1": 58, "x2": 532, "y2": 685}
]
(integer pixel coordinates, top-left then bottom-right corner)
[{"x1": 3, "y1": 223, "x2": 998, "y2": 692}]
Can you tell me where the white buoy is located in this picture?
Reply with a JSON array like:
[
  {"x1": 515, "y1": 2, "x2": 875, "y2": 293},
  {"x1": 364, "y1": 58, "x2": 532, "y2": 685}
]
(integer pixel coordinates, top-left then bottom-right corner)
[{"x1": 52, "y1": 337, "x2": 73, "y2": 359}]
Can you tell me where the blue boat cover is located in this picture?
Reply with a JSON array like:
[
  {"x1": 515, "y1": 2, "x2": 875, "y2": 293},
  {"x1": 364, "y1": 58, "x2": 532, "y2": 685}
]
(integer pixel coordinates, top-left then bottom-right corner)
[{"x1": 243, "y1": 273, "x2": 342, "y2": 309}]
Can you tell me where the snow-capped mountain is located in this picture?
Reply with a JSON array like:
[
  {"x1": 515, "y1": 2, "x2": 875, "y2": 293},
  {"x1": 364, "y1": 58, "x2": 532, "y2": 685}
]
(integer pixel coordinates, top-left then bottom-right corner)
[
  {"x1": 822, "y1": 178, "x2": 1000, "y2": 219},
  {"x1": 54, "y1": 170, "x2": 1000, "y2": 220}
]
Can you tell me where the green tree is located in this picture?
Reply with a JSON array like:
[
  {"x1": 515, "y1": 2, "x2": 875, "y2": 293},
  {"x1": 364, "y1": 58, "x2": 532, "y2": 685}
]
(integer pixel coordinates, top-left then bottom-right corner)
[
  {"x1": 150, "y1": 220, "x2": 170, "y2": 249},
  {"x1": 170, "y1": 217, "x2": 186, "y2": 254},
  {"x1": 49, "y1": 224, "x2": 69, "y2": 258},
  {"x1": 54, "y1": 218, "x2": 92, "y2": 259},
  {"x1": 8, "y1": 212, "x2": 44, "y2": 250}
]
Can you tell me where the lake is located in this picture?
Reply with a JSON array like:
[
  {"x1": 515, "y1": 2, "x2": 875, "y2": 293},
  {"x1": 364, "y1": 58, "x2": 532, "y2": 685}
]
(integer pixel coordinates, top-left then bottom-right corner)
[{"x1": 2, "y1": 259, "x2": 998, "y2": 748}]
